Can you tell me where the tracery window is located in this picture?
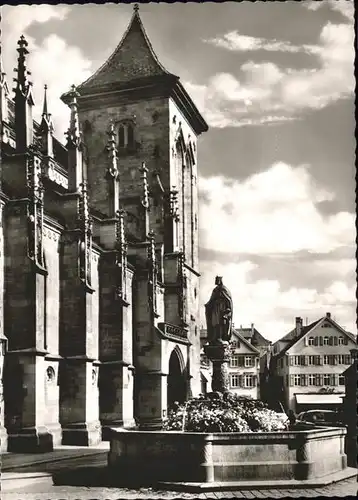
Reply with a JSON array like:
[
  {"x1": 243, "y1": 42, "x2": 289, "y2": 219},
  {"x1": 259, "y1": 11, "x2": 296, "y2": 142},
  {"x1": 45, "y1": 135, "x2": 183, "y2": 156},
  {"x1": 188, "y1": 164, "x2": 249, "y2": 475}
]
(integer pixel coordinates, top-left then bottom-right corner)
[{"x1": 117, "y1": 122, "x2": 135, "y2": 150}]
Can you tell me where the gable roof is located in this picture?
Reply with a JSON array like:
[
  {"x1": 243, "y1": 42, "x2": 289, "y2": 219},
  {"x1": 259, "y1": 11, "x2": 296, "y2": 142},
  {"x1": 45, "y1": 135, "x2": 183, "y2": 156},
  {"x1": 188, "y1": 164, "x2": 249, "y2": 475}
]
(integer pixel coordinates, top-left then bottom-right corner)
[
  {"x1": 231, "y1": 328, "x2": 260, "y2": 354},
  {"x1": 236, "y1": 326, "x2": 270, "y2": 347},
  {"x1": 200, "y1": 328, "x2": 260, "y2": 354},
  {"x1": 78, "y1": 8, "x2": 173, "y2": 91},
  {"x1": 276, "y1": 316, "x2": 357, "y2": 359}
]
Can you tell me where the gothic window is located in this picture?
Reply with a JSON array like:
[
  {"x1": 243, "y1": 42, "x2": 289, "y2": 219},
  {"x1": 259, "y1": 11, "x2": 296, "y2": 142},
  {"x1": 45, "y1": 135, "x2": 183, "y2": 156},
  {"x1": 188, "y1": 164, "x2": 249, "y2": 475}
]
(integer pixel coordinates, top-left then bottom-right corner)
[{"x1": 117, "y1": 121, "x2": 136, "y2": 150}]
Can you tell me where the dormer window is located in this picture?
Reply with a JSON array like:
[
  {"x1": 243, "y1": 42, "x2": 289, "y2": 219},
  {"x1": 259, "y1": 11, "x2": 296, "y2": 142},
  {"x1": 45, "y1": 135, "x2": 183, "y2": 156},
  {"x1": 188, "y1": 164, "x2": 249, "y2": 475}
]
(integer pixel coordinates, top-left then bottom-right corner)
[{"x1": 117, "y1": 121, "x2": 136, "y2": 150}]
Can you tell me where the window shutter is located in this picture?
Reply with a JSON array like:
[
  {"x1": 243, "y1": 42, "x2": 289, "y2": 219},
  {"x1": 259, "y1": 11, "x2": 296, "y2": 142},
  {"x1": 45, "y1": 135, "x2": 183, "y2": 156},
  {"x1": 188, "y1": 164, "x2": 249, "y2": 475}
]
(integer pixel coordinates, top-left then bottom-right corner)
[
  {"x1": 304, "y1": 336, "x2": 308, "y2": 346},
  {"x1": 289, "y1": 375, "x2": 294, "y2": 387},
  {"x1": 289, "y1": 356, "x2": 293, "y2": 366},
  {"x1": 319, "y1": 336, "x2": 323, "y2": 346},
  {"x1": 328, "y1": 337, "x2": 333, "y2": 346},
  {"x1": 333, "y1": 355, "x2": 337, "y2": 365},
  {"x1": 344, "y1": 337, "x2": 348, "y2": 345},
  {"x1": 302, "y1": 374, "x2": 307, "y2": 386},
  {"x1": 239, "y1": 375, "x2": 243, "y2": 387},
  {"x1": 333, "y1": 336, "x2": 338, "y2": 346},
  {"x1": 314, "y1": 336, "x2": 318, "y2": 346}
]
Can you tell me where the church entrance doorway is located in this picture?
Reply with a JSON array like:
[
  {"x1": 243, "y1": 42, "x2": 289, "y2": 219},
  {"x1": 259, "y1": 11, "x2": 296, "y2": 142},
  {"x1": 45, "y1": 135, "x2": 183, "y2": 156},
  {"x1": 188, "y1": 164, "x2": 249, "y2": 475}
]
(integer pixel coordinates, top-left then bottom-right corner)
[{"x1": 167, "y1": 348, "x2": 186, "y2": 409}]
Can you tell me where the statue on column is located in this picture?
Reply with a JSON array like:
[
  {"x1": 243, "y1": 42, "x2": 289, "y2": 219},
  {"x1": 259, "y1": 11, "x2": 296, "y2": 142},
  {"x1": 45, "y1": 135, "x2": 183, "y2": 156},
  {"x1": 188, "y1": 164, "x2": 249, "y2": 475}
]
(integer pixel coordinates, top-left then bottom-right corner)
[{"x1": 205, "y1": 276, "x2": 233, "y2": 345}]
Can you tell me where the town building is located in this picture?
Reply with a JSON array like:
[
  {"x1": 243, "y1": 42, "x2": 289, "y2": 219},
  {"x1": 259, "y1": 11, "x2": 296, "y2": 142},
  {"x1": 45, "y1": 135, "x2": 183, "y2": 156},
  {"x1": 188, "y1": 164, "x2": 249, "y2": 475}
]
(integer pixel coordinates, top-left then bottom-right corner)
[
  {"x1": 269, "y1": 313, "x2": 357, "y2": 413},
  {"x1": 0, "y1": 6, "x2": 208, "y2": 452}
]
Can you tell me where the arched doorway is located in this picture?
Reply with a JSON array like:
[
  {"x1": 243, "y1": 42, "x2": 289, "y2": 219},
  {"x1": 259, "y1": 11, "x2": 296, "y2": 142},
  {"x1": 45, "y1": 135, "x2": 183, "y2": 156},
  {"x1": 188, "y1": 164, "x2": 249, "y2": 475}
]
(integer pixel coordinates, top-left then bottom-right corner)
[{"x1": 167, "y1": 347, "x2": 187, "y2": 409}]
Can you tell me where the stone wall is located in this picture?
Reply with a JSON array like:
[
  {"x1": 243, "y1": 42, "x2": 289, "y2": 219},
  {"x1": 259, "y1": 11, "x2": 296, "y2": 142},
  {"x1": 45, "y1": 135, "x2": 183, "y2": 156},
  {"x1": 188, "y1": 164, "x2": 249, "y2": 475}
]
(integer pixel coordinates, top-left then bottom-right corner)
[{"x1": 108, "y1": 426, "x2": 348, "y2": 484}]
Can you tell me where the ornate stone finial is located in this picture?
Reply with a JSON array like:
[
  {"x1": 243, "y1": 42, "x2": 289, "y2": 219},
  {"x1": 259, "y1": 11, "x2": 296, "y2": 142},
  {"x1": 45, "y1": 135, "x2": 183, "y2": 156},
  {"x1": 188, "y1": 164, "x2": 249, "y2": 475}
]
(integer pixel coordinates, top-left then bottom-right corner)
[
  {"x1": 14, "y1": 35, "x2": 30, "y2": 95},
  {"x1": 106, "y1": 121, "x2": 118, "y2": 178},
  {"x1": 148, "y1": 229, "x2": 156, "y2": 263},
  {"x1": 134, "y1": 3, "x2": 139, "y2": 13},
  {"x1": 115, "y1": 209, "x2": 126, "y2": 249},
  {"x1": 42, "y1": 84, "x2": 49, "y2": 117},
  {"x1": 78, "y1": 180, "x2": 91, "y2": 230},
  {"x1": 66, "y1": 84, "x2": 81, "y2": 147},
  {"x1": 140, "y1": 162, "x2": 149, "y2": 209},
  {"x1": 39, "y1": 84, "x2": 54, "y2": 138}
]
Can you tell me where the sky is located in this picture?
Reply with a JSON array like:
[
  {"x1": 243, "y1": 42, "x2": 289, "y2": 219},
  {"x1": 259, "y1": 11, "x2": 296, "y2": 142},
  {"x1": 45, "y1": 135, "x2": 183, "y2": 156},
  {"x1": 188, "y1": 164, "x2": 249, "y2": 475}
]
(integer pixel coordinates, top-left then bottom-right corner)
[{"x1": 1, "y1": 1, "x2": 356, "y2": 341}]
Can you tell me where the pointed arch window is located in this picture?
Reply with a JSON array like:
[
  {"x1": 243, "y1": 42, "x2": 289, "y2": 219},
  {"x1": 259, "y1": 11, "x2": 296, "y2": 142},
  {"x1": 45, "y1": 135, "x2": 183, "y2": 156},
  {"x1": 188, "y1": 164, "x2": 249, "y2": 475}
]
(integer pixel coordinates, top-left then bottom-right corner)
[{"x1": 117, "y1": 121, "x2": 136, "y2": 151}]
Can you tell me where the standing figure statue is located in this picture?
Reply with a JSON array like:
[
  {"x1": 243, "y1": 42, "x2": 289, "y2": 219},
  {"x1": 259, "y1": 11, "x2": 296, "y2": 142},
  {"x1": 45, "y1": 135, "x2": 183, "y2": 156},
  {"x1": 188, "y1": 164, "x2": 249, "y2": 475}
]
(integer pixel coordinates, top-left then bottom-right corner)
[{"x1": 205, "y1": 276, "x2": 233, "y2": 344}]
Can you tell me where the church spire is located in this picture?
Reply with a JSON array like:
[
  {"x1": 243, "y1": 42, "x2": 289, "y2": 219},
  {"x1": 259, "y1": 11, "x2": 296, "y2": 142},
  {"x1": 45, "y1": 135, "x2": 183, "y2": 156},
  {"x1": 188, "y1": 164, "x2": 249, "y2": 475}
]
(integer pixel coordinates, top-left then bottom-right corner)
[
  {"x1": 66, "y1": 85, "x2": 83, "y2": 191},
  {"x1": 66, "y1": 84, "x2": 81, "y2": 147},
  {"x1": 39, "y1": 84, "x2": 54, "y2": 157},
  {"x1": 76, "y1": 4, "x2": 172, "y2": 92},
  {"x1": 14, "y1": 34, "x2": 34, "y2": 151}
]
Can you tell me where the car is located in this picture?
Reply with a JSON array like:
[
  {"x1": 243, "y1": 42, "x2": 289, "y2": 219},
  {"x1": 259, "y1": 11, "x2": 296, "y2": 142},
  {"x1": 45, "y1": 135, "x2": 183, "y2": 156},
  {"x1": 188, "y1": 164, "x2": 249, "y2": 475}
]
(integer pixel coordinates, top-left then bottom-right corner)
[{"x1": 296, "y1": 409, "x2": 345, "y2": 427}]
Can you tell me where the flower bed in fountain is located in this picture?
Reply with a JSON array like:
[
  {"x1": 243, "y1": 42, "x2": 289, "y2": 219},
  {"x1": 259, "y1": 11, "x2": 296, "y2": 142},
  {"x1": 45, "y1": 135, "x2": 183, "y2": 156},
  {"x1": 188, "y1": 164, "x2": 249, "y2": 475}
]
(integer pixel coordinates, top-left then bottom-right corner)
[
  {"x1": 163, "y1": 393, "x2": 289, "y2": 433},
  {"x1": 107, "y1": 393, "x2": 348, "y2": 486}
]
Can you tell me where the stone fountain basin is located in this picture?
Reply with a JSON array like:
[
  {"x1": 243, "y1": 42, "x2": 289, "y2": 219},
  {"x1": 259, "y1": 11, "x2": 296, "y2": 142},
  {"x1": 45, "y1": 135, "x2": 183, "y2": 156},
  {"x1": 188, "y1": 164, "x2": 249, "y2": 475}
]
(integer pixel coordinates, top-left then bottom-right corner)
[{"x1": 107, "y1": 426, "x2": 348, "y2": 485}]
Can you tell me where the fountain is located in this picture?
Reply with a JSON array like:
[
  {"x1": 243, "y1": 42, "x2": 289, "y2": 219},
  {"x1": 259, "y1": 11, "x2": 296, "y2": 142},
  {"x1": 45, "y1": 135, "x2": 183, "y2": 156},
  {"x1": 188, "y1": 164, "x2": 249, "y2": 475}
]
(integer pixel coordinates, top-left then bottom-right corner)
[{"x1": 107, "y1": 276, "x2": 354, "y2": 490}]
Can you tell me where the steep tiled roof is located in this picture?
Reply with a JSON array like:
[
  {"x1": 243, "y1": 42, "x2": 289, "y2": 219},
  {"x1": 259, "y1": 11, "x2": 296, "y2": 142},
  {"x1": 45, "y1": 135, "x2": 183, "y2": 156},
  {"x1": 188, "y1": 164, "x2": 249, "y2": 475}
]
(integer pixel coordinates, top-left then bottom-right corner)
[
  {"x1": 78, "y1": 8, "x2": 173, "y2": 91},
  {"x1": 236, "y1": 327, "x2": 270, "y2": 347},
  {"x1": 275, "y1": 316, "x2": 355, "y2": 359},
  {"x1": 200, "y1": 328, "x2": 260, "y2": 354},
  {"x1": 231, "y1": 328, "x2": 260, "y2": 354}
]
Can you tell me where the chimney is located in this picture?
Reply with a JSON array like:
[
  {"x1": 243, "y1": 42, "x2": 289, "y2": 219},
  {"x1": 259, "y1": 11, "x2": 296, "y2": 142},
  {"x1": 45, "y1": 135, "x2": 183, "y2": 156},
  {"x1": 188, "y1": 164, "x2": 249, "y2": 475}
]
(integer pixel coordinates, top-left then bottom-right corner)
[
  {"x1": 251, "y1": 323, "x2": 254, "y2": 334},
  {"x1": 295, "y1": 317, "x2": 303, "y2": 336},
  {"x1": 326, "y1": 312, "x2": 331, "y2": 319}
]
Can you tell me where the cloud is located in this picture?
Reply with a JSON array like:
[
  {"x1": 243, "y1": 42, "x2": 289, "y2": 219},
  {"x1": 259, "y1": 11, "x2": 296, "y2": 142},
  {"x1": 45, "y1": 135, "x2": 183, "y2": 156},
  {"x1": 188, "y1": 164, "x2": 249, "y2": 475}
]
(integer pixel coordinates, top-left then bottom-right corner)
[
  {"x1": 199, "y1": 162, "x2": 355, "y2": 255},
  {"x1": 205, "y1": 32, "x2": 319, "y2": 55},
  {"x1": 189, "y1": 4, "x2": 354, "y2": 127},
  {"x1": 199, "y1": 259, "x2": 355, "y2": 341},
  {"x1": 304, "y1": 0, "x2": 354, "y2": 20},
  {"x1": 2, "y1": 5, "x2": 93, "y2": 140},
  {"x1": 198, "y1": 162, "x2": 356, "y2": 339}
]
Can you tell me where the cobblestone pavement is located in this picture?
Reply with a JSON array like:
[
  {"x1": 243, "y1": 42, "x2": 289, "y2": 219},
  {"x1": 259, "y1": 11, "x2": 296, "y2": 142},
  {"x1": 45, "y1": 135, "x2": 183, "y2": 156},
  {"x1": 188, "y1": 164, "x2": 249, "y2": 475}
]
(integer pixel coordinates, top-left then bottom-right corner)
[{"x1": 2, "y1": 476, "x2": 357, "y2": 499}]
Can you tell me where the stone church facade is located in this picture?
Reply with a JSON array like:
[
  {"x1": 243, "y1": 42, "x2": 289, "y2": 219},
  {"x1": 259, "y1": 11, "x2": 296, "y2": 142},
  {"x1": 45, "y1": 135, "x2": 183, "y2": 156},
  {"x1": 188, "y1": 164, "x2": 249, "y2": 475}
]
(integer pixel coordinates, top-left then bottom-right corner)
[{"x1": 0, "y1": 7, "x2": 208, "y2": 452}]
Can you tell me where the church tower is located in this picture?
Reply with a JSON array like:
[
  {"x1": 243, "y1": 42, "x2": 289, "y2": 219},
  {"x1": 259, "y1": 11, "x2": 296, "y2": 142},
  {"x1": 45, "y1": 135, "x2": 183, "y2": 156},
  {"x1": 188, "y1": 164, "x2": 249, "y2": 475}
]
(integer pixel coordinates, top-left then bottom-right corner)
[{"x1": 62, "y1": 5, "x2": 208, "y2": 427}]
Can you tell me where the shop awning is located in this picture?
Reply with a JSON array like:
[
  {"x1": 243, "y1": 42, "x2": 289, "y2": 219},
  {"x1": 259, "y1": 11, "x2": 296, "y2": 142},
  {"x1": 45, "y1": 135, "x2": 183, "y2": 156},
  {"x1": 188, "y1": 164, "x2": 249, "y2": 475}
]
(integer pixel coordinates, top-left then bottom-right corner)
[{"x1": 295, "y1": 394, "x2": 344, "y2": 405}]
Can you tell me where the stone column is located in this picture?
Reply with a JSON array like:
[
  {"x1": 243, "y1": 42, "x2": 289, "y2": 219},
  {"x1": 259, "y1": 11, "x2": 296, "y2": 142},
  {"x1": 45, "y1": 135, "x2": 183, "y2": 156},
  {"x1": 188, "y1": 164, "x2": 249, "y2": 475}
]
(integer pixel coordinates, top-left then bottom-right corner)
[{"x1": 204, "y1": 342, "x2": 231, "y2": 393}]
